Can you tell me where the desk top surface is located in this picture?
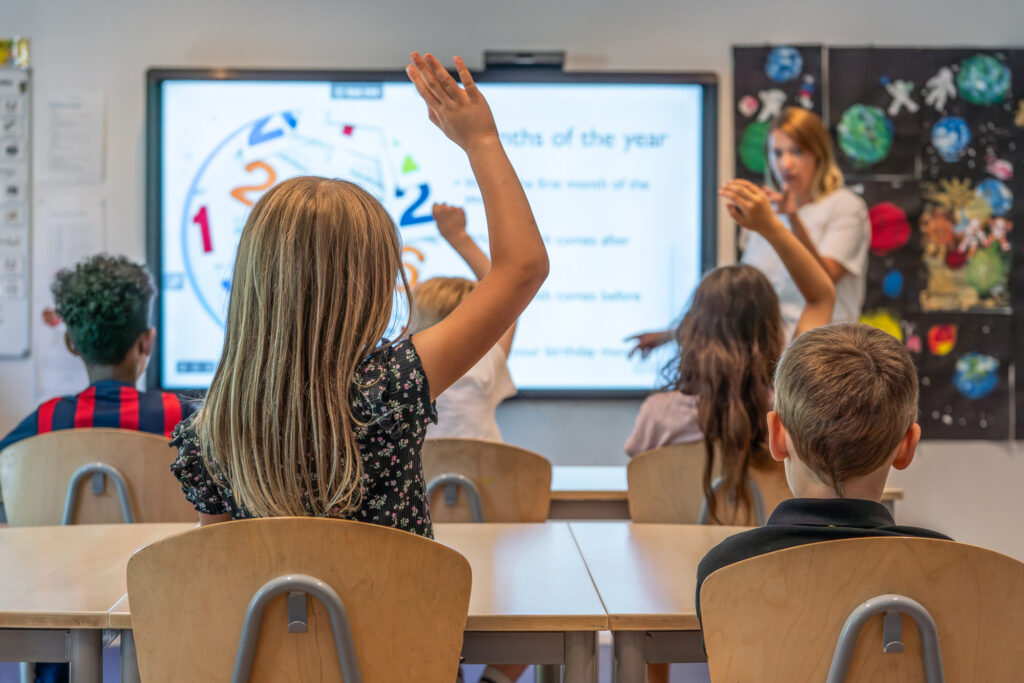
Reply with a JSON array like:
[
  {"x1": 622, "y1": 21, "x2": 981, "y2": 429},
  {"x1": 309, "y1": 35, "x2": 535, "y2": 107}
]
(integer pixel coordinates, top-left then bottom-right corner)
[
  {"x1": 569, "y1": 521, "x2": 748, "y2": 631},
  {"x1": 106, "y1": 522, "x2": 608, "y2": 632},
  {"x1": 0, "y1": 523, "x2": 194, "y2": 628},
  {"x1": 551, "y1": 465, "x2": 903, "y2": 502}
]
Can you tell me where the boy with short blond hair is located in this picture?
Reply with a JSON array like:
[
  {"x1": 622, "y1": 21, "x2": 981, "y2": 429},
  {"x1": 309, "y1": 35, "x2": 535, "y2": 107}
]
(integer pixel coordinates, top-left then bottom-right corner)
[{"x1": 696, "y1": 323, "x2": 949, "y2": 619}]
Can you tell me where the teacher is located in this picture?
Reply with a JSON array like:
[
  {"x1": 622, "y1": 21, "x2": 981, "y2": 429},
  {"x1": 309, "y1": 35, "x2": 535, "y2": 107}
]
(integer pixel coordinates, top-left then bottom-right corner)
[{"x1": 628, "y1": 107, "x2": 869, "y2": 359}]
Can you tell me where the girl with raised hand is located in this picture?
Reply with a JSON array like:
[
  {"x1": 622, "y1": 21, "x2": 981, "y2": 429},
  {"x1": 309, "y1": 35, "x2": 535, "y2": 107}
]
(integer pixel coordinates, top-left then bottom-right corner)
[{"x1": 170, "y1": 53, "x2": 548, "y2": 537}]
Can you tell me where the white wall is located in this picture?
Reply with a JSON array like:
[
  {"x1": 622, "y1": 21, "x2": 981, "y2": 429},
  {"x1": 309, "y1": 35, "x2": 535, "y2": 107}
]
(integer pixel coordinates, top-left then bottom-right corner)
[{"x1": 2, "y1": 0, "x2": 1023, "y2": 559}]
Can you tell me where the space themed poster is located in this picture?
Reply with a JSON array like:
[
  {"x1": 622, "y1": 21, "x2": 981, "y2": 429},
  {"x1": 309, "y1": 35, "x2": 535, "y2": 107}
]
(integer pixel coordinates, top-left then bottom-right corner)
[
  {"x1": 734, "y1": 45, "x2": 1023, "y2": 439},
  {"x1": 732, "y1": 45, "x2": 823, "y2": 183}
]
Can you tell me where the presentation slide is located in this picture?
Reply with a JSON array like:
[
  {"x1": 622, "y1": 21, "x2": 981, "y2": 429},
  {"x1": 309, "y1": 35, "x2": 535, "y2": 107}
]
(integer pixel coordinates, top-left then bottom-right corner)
[{"x1": 158, "y1": 76, "x2": 707, "y2": 392}]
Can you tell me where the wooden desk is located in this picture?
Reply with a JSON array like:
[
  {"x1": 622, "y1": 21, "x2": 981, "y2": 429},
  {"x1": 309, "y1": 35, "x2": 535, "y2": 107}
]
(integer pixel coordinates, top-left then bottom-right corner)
[
  {"x1": 551, "y1": 466, "x2": 905, "y2": 519},
  {"x1": 569, "y1": 521, "x2": 748, "y2": 683},
  {"x1": 0, "y1": 523, "x2": 194, "y2": 683},
  {"x1": 108, "y1": 523, "x2": 607, "y2": 683}
]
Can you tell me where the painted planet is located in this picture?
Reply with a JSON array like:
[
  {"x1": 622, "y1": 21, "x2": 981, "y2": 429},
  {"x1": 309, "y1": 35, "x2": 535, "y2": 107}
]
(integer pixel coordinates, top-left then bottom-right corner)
[
  {"x1": 882, "y1": 270, "x2": 904, "y2": 298},
  {"x1": 739, "y1": 120, "x2": 770, "y2": 174},
  {"x1": 975, "y1": 178, "x2": 1013, "y2": 216},
  {"x1": 859, "y1": 309, "x2": 903, "y2": 341},
  {"x1": 931, "y1": 117, "x2": 971, "y2": 162},
  {"x1": 952, "y1": 351, "x2": 999, "y2": 400},
  {"x1": 956, "y1": 54, "x2": 1011, "y2": 106},
  {"x1": 765, "y1": 46, "x2": 803, "y2": 83},
  {"x1": 927, "y1": 324, "x2": 957, "y2": 356},
  {"x1": 837, "y1": 105, "x2": 893, "y2": 167},
  {"x1": 965, "y1": 243, "x2": 1009, "y2": 296},
  {"x1": 869, "y1": 202, "x2": 911, "y2": 255}
]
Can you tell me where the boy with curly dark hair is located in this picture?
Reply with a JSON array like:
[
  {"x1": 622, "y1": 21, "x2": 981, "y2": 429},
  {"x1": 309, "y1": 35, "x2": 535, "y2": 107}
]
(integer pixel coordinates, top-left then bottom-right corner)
[{"x1": 0, "y1": 254, "x2": 194, "y2": 452}]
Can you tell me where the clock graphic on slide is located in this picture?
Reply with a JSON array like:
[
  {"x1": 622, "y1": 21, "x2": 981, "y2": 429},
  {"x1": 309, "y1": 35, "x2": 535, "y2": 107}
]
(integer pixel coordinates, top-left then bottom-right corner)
[{"x1": 179, "y1": 109, "x2": 436, "y2": 328}]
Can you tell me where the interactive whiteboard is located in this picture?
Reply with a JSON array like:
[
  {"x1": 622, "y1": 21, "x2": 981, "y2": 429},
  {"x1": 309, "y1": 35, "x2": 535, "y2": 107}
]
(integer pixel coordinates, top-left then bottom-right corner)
[{"x1": 147, "y1": 68, "x2": 717, "y2": 395}]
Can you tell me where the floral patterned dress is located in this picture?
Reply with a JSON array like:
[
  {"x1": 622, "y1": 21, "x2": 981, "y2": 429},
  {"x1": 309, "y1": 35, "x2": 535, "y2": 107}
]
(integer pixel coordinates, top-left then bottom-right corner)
[{"x1": 170, "y1": 339, "x2": 437, "y2": 538}]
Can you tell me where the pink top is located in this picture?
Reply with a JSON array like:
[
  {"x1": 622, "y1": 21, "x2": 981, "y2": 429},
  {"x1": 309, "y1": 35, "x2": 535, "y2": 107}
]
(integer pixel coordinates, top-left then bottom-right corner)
[{"x1": 624, "y1": 391, "x2": 702, "y2": 457}]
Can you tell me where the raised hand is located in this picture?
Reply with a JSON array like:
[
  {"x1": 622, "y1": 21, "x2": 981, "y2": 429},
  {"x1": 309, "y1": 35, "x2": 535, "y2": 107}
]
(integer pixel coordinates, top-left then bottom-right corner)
[
  {"x1": 406, "y1": 53, "x2": 498, "y2": 153},
  {"x1": 719, "y1": 179, "x2": 780, "y2": 235},
  {"x1": 432, "y1": 202, "x2": 467, "y2": 242}
]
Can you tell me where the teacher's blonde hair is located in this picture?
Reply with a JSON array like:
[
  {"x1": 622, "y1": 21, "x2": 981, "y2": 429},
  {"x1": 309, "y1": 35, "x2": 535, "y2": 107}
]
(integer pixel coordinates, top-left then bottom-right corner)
[
  {"x1": 768, "y1": 107, "x2": 844, "y2": 200},
  {"x1": 196, "y1": 176, "x2": 410, "y2": 517}
]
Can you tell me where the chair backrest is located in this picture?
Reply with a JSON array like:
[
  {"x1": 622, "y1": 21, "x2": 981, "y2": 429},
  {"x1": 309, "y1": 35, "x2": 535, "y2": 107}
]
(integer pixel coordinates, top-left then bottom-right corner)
[
  {"x1": 421, "y1": 438, "x2": 552, "y2": 522},
  {"x1": 0, "y1": 428, "x2": 196, "y2": 525},
  {"x1": 127, "y1": 517, "x2": 472, "y2": 683},
  {"x1": 701, "y1": 537, "x2": 1024, "y2": 681},
  {"x1": 628, "y1": 443, "x2": 791, "y2": 525},
  {"x1": 627, "y1": 442, "x2": 706, "y2": 523}
]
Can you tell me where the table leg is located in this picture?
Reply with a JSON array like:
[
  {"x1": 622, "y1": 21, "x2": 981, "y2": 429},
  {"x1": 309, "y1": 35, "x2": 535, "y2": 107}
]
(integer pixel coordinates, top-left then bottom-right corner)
[
  {"x1": 19, "y1": 662, "x2": 33, "y2": 683},
  {"x1": 613, "y1": 631, "x2": 645, "y2": 683},
  {"x1": 535, "y1": 663, "x2": 561, "y2": 682},
  {"x1": 562, "y1": 632, "x2": 597, "y2": 683},
  {"x1": 68, "y1": 630, "x2": 101, "y2": 683},
  {"x1": 120, "y1": 630, "x2": 141, "y2": 683}
]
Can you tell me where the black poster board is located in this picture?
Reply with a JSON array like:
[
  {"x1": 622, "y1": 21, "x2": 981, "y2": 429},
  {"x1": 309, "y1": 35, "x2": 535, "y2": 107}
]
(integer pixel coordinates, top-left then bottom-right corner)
[{"x1": 734, "y1": 45, "x2": 1024, "y2": 439}]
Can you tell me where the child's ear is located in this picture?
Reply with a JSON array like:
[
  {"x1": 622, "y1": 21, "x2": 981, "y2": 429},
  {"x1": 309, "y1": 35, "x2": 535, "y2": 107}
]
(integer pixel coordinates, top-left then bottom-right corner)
[
  {"x1": 891, "y1": 423, "x2": 921, "y2": 471},
  {"x1": 138, "y1": 327, "x2": 156, "y2": 356},
  {"x1": 767, "y1": 411, "x2": 790, "y2": 463},
  {"x1": 64, "y1": 332, "x2": 80, "y2": 358}
]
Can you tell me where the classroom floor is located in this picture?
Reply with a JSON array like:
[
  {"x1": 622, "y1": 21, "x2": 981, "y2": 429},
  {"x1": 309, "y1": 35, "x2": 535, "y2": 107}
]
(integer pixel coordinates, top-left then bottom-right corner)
[{"x1": 0, "y1": 638, "x2": 712, "y2": 682}]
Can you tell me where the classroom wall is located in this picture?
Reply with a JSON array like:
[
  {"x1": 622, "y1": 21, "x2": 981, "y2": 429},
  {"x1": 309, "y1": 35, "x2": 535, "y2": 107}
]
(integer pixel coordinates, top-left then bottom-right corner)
[{"x1": 2, "y1": 0, "x2": 1023, "y2": 558}]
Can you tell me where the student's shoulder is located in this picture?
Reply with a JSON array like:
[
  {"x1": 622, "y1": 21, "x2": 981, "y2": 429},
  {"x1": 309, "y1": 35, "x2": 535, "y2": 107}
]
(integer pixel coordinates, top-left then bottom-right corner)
[
  {"x1": 886, "y1": 524, "x2": 953, "y2": 542},
  {"x1": 639, "y1": 390, "x2": 698, "y2": 413},
  {"x1": 699, "y1": 527, "x2": 788, "y2": 576}
]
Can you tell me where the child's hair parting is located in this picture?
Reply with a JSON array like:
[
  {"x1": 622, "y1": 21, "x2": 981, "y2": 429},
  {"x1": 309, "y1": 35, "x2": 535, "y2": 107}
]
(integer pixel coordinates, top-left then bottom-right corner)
[
  {"x1": 52, "y1": 254, "x2": 154, "y2": 365},
  {"x1": 773, "y1": 323, "x2": 919, "y2": 496},
  {"x1": 664, "y1": 264, "x2": 783, "y2": 523},
  {"x1": 768, "y1": 107, "x2": 844, "y2": 199},
  {"x1": 196, "y1": 176, "x2": 410, "y2": 518},
  {"x1": 409, "y1": 276, "x2": 476, "y2": 334}
]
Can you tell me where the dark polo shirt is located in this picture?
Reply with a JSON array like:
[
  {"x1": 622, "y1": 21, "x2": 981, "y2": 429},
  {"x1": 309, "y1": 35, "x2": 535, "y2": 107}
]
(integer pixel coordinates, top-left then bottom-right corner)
[{"x1": 696, "y1": 497, "x2": 951, "y2": 623}]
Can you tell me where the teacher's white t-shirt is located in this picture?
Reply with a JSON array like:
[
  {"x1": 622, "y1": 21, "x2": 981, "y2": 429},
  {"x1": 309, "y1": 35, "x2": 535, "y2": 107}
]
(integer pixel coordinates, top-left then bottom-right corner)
[{"x1": 741, "y1": 187, "x2": 869, "y2": 340}]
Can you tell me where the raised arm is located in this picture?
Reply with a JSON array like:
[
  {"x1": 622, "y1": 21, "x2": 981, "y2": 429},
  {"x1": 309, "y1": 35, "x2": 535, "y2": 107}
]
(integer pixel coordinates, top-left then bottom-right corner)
[
  {"x1": 433, "y1": 202, "x2": 516, "y2": 356},
  {"x1": 763, "y1": 185, "x2": 849, "y2": 283},
  {"x1": 720, "y1": 179, "x2": 835, "y2": 338},
  {"x1": 408, "y1": 53, "x2": 548, "y2": 398}
]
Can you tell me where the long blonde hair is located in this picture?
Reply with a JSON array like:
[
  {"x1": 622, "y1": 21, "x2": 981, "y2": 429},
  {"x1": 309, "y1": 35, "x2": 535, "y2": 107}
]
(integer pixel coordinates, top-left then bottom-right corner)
[
  {"x1": 196, "y1": 176, "x2": 410, "y2": 517},
  {"x1": 768, "y1": 107, "x2": 844, "y2": 200}
]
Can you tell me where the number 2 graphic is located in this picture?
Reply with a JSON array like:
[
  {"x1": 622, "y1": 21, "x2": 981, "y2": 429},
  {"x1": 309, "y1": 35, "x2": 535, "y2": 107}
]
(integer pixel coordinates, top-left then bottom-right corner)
[
  {"x1": 230, "y1": 161, "x2": 278, "y2": 207},
  {"x1": 397, "y1": 184, "x2": 433, "y2": 227}
]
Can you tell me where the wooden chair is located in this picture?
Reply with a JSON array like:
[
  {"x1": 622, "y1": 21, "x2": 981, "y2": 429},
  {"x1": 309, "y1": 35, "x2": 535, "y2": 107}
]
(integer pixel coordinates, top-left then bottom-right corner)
[
  {"x1": 421, "y1": 438, "x2": 552, "y2": 522},
  {"x1": 627, "y1": 443, "x2": 790, "y2": 524},
  {"x1": 0, "y1": 428, "x2": 196, "y2": 526},
  {"x1": 627, "y1": 442, "x2": 707, "y2": 523},
  {"x1": 701, "y1": 537, "x2": 1024, "y2": 681},
  {"x1": 127, "y1": 517, "x2": 472, "y2": 682}
]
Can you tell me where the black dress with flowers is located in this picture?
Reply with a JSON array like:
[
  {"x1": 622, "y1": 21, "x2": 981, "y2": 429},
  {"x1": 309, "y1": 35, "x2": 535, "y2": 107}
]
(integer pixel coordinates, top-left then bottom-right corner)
[{"x1": 170, "y1": 339, "x2": 437, "y2": 538}]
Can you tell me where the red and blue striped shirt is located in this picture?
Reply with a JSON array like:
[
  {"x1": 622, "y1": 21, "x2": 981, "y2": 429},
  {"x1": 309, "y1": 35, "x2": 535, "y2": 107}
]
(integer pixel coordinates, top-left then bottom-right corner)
[{"x1": 0, "y1": 381, "x2": 196, "y2": 453}]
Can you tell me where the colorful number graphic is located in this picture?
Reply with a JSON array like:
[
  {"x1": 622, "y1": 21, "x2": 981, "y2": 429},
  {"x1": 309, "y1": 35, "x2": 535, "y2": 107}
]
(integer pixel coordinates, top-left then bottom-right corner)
[
  {"x1": 230, "y1": 161, "x2": 278, "y2": 207},
  {"x1": 397, "y1": 184, "x2": 433, "y2": 227},
  {"x1": 402, "y1": 245, "x2": 424, "y2": 288},
  {"x1": 192, "y1": 206, "x2": 212, "y2": 252}
]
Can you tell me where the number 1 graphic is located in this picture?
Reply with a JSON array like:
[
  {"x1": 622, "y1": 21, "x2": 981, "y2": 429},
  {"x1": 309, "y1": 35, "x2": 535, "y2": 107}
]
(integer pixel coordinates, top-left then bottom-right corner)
[{"x1": 192, "y1": 206, "x2": 213, "y2": 253}]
